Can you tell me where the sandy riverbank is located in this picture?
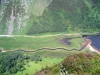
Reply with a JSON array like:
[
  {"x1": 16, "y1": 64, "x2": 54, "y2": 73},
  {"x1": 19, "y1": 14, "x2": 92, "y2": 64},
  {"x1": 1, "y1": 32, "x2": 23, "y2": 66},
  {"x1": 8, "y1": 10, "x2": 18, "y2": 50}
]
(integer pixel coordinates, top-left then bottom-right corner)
[{"x1": 86, "y1": 39, "x2": 100, "y2": 54}]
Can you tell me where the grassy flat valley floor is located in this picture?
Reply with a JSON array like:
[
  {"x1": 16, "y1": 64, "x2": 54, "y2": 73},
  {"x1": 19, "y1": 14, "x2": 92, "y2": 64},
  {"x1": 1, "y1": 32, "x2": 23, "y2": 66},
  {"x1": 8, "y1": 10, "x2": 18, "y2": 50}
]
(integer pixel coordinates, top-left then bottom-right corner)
[
  {"x1": 0, "y1": 34, "x2": 91, "y2": 75},
  {"x1": 0, "y1": 34, "x2": 83, "y2": 51}
]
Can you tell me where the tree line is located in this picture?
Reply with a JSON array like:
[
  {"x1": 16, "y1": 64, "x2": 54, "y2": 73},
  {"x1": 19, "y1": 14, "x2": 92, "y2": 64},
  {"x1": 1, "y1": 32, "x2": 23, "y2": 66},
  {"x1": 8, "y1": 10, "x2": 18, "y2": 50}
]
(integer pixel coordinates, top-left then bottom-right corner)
[{"x1": 0, "y1": 51, "x2": 42, "y2": 75}]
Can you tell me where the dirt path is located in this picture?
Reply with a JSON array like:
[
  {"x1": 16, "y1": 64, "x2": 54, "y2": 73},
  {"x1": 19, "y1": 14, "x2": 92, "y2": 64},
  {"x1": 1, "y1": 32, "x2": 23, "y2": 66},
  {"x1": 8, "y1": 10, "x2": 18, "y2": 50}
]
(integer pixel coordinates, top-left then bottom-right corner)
[
  {"x1": 0, "y1": 47, "x2": 80, "y2": 53},
  {"x1": 0, "y1": 33, "x2": 81, "y2": 38}
]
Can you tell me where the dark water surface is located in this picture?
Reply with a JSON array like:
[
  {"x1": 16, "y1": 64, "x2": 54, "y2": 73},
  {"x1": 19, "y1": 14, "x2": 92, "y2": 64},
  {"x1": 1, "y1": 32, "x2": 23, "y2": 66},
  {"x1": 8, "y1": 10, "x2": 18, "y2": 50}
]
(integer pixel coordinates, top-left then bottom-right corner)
[{"x1": 88, "y1": 35, "x2": 100, "y2": 51}]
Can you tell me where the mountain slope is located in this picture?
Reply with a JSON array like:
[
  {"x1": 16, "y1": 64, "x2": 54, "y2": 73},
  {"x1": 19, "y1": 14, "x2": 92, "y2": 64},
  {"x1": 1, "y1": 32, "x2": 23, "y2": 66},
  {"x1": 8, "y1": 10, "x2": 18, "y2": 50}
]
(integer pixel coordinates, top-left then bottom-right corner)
[
  {"x1": 0, "y1": 0, "x2": 52, "y2": 35},
  {"x1": 0, "y1": 0, "x2": 100, "y2": 35}
]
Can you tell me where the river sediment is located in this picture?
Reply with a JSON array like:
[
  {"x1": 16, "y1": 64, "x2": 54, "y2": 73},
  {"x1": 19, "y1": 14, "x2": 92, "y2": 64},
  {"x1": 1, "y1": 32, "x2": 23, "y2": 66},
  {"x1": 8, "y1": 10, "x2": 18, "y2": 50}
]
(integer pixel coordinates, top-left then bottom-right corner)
[
  {"x1": 84, "y1": 38, "x2": 100, "y2": 54},
  {"x1": 86, "y1": 43, "x2": 100, "y2": 54}
]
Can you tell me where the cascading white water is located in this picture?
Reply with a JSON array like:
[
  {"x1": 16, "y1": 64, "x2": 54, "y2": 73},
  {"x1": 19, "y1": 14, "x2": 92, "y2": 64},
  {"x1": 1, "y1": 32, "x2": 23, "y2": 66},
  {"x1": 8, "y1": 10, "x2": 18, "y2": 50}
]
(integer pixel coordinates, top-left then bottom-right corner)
[
  {"x1": 8, "y1": 7, "x2": 15, "y2": 35},
  {"x1": 0, "y1": 0, "x2": 53, "y2": 34}
]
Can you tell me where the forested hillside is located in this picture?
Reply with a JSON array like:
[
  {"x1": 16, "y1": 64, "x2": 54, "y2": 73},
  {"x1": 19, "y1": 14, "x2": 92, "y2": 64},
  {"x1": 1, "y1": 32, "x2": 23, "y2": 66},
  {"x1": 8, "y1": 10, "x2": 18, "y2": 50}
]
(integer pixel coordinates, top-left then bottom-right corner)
[{"x1": 0, "y1": 0, "x2": 100, "y2": 35}]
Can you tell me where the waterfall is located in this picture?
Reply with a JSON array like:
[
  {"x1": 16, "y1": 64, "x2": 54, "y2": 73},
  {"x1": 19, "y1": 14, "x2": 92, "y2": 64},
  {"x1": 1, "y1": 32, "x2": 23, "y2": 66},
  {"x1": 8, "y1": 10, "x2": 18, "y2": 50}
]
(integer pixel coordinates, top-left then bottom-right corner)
[
  {"x1": 0, "y1": 0, "x2": 53, "y2": 34},
  {"x1": 8, "y1": 7, "x2": 15, "y2": 35},
  {"x1": 1, "y1": 0, "x2": 8, "y2": 4}
]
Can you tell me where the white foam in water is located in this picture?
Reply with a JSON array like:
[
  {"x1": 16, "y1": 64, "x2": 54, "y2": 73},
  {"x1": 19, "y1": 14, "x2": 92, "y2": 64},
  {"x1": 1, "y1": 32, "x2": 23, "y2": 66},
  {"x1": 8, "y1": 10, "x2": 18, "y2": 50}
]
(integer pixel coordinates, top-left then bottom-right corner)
[{"x1": 8, "y1": 8, "x2": 15, "y2": 35}]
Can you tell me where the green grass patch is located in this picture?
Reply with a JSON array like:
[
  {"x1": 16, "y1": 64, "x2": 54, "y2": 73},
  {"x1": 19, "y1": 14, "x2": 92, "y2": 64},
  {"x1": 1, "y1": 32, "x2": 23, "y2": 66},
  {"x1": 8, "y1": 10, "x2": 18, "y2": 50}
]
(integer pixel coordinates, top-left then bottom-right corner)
[
  {"x1": 31, "y1": 50, "x2": 80, "y2": 58},
  {"x1": 0, "y1": 35, "x2": 83, "y2": 50},
  {"x1": 12, "y1": 57, "x2": 63, "y2": 75}
]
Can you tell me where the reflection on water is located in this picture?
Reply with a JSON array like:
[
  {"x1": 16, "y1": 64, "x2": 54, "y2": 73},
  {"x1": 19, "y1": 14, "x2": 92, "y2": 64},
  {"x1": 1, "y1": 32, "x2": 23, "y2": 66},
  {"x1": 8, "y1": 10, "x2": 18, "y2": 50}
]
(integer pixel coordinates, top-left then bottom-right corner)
[{"x1": 88, "y1": 35, "x2": 100, "y2": 51}]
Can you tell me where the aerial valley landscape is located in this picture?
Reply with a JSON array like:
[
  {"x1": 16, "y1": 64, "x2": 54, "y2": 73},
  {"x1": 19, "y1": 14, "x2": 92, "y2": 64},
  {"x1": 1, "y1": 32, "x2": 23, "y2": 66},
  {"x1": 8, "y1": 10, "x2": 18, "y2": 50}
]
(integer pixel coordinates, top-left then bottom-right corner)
[{"x1": 0, "y1": 0, "x2": 100, "y2": 75}]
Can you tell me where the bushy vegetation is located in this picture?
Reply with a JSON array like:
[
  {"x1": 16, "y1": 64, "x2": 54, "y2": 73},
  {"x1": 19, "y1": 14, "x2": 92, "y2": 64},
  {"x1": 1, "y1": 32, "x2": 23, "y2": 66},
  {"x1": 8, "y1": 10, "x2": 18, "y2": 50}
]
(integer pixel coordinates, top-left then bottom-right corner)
[
  {"x1": 0, "y1": 51, "x2": 63, "y2": 75},
  {"x1": 62, "y1": 52, "x2": 100, "y2": 75},
  {"x1": 51, "y1": 66, "x2": 60, "y2": 74},
  {"x1": 0, "y1": 52, "x2": 42, "y2": 75},
  {"x1": 0, "y1": 52, "x2": 25, "y2": 74},
  {"x1": 35, "y1": 64, "x2": 61, "y2": 75},
  {"x1": 35, "y1": 52, "x2": 100, "y2": 75}
]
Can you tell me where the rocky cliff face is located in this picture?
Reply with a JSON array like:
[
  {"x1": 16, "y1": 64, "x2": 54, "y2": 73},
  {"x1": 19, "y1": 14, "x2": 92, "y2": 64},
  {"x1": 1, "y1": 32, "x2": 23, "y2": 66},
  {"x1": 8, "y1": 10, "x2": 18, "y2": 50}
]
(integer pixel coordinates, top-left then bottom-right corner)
[{"x1": 0, "y1": 0, "x2": 100, "y2": 35}]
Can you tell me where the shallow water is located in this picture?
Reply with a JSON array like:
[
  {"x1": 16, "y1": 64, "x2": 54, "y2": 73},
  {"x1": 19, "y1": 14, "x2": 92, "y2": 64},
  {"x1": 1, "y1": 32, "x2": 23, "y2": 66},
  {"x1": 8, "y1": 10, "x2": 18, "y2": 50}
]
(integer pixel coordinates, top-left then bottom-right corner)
[{"x1": 88, "y1": 35, "x2": 100, "y2": 51}]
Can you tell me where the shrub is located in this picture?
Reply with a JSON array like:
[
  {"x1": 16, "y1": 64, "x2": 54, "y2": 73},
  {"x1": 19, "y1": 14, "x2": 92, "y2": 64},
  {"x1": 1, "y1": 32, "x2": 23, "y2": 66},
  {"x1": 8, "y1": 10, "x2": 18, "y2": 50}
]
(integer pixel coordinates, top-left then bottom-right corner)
[
  {"x1": 52, "y1": 66, "x2": 60, "y2": 74},
  {"x1": 62, "y1": 53, "x2": 93, "y2": 73}
]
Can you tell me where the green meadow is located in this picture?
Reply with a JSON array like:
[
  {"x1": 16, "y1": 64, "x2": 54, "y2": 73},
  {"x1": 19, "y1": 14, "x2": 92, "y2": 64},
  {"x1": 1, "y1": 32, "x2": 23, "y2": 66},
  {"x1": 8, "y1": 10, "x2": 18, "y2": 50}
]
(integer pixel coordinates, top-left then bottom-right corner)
[
  {"x1": 0, "y1": 35, "x2": 83, "y2": 51},
  {"x1": 0, "y1": 35, "x2": 91, "y2": 75},
  {"x1": 11, "y1": 57, "x2": 63, "y2": 75}
]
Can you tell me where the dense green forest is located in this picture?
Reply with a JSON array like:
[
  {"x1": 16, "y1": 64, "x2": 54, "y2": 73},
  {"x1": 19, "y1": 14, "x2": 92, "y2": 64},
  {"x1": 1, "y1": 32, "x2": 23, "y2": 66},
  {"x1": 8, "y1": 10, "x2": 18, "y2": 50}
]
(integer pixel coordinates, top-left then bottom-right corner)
[{"x1": 0, "y1": 52, "x2": 42, "y2": 75}]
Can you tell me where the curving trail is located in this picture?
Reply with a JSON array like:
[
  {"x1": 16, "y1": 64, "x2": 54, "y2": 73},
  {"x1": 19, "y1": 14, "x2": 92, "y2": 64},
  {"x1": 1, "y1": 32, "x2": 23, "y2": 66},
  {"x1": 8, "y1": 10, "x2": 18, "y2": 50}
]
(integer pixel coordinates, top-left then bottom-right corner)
[
  {"x1": 0, "y1": 33, "x2": 81, "y2": 38},
  {"x1": 0, "y1": 34, "x2": 99, "y2": 53},
  {"x1": 0, "y1": 33, "x2": 81, "y2": 53},
  {"x1": 0, "y1": 47, "x2": 81, "y2": 53}
]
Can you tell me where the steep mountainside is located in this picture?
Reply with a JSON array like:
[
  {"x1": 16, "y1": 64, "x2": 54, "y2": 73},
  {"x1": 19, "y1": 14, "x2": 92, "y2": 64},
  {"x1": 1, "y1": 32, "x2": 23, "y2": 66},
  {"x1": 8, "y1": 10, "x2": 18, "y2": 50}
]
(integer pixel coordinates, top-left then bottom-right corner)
[
  {"x1": 0, "y1": 0, "x2": 52, "y2": 34},
  {"x1": 0, "y1": 0, "x2": 100, "y2": 35}
]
